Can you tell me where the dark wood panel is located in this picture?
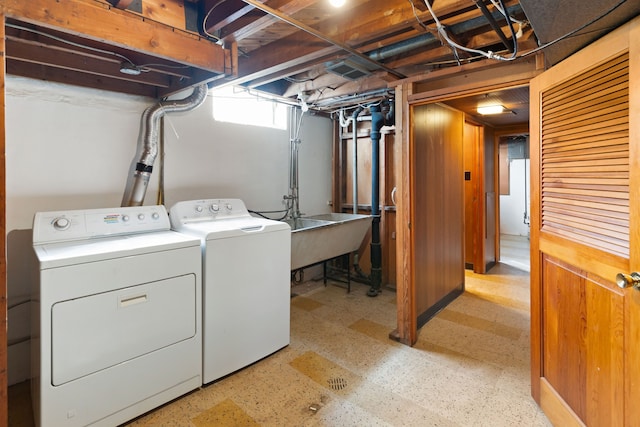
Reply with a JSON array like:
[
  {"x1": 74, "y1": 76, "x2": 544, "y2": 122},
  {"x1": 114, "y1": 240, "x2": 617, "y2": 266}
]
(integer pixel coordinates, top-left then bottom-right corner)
[{"x1": 412, "y1": 103, "x2": 464, "y2": 319}]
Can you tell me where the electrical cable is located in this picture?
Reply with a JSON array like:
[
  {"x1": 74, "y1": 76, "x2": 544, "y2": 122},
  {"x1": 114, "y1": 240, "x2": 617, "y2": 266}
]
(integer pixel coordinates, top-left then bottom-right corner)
[
  {"x1": 424, "y1": 0, "x2": 519, "y2": 61},
  {"x1": 519, "y1": 0, "x2": 628, "y2": 58},
  {"x1": 423, "y1": 0, "x2": 497, "y2": 59},
  {"x1": 201, "y1": 0, "x2": 227, "y2": 41},
  {"x1": 489, "y1": 0, "x2": 526, "y2": 25},
  {"x1": 423, "y1": 0, "x2": 627, "y2": 62},
  {"x1": 497, "y1": 0, "x2": 518, "y2": 59},
  {"x1": 248, "y1": 209, "x2": 290, "y2": 221},
  {"x1": 407, "y1": 0, "x2": 436, "y2": 32},
  {"x1": 6, "y1": 22, "x2": 192, "y2": 74},
  {"x1": 6, "y1": 22, "x2": 138, "y2": 67}
]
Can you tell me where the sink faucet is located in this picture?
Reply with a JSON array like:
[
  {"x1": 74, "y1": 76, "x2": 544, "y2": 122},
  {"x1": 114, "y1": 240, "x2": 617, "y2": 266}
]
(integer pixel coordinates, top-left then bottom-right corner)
[{"x1": 283, "y1": 193, "x2": 303, "y2": 220}]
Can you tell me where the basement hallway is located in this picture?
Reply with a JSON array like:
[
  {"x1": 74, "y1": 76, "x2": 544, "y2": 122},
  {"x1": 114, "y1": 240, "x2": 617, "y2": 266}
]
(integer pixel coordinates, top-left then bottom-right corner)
[{"x1": 9, "y1": 263, "x2": 550, "y2": 426}]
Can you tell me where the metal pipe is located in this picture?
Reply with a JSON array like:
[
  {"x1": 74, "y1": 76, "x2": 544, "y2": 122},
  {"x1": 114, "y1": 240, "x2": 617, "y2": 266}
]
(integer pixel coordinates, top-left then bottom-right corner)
[
  {"x1": 367, "y1": 102, "x2": 394, "y2": 297},
  {"x1": 367, "y1": 4, "x2": 523, "y2": 62},
  {"x1": 122, "y1": 84, "x2": 208, "y2": 206},
  {"x1": 286, "y1": 106, "x2": 304, "y2": 220},
  {"x1": 351, "y1": 106, "x2": 364, "y2": 214}
]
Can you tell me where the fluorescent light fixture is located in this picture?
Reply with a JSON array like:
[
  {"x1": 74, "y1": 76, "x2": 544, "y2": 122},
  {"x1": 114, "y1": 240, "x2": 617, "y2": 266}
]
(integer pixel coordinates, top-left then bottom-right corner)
[
  {"x1": 329, "y1": 0, "x2": 346, "y2": 7},
  {"x1": 477, "y1": 105, "x2": 505, "y2": 115}
]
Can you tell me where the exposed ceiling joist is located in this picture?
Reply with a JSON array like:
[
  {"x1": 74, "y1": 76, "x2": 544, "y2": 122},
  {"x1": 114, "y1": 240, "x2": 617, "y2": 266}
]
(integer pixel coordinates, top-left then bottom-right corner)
[{"x1": 2, "y1": 0, "x2": 638, "y2": 120}]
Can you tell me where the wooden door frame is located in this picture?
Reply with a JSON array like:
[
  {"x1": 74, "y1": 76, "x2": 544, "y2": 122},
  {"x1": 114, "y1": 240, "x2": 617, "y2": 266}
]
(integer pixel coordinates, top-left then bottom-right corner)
[
  {"x1": 463, "y1": 118, "x2": 485, "y2": 274},
  {"x1": 392, "y1": 57, "x2": 543, "y2": 345},
  {"x1": 0, "y1": 12, "x2": 7, "y2": 425}
]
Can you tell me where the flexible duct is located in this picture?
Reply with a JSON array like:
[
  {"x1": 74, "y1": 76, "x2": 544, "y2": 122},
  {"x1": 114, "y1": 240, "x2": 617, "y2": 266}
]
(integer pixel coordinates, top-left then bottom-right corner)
[{"x1": 122, "y1": 84, "x2": 208, "y2": 207}]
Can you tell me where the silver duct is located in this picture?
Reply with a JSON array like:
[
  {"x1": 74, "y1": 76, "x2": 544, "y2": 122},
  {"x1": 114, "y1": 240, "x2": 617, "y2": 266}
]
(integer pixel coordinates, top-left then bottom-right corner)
[{"x1": 122, "y1": 84, "x2": 208, "y2": 207}]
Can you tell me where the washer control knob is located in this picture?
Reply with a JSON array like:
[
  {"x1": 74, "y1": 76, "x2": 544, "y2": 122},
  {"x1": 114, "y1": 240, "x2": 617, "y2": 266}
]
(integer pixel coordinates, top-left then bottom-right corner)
[
  {"x1": 53, "y1": 217, "x2": 70, "y2": 231},
  {"x1": 138, "y1": 213, "x2": 145, "y2": 221},
  {"x1": 151, "y1": 212, "x2": 160, "y2": 220},
  {"x1": 195, "y1": 205, "x2": 203, "y2": 213},
  {"x1": 122, "y1": 215, "x2": 130, "y2": 222},
  {"x1": 210, "y1": 204, "x2": 220, "y2": 213},
  {"x1": 225, "y1": 203, "x2": 233, "y2": 211}
]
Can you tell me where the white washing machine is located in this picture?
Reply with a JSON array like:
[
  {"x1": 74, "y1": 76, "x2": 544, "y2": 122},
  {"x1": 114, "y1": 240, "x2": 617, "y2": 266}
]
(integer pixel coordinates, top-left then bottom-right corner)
[
  {"x1": 169, "y1": 198, "x2": 291, "y2": 384},
  {"x1": 31, "y1": 205, "x2": 202, "y2": 427}
]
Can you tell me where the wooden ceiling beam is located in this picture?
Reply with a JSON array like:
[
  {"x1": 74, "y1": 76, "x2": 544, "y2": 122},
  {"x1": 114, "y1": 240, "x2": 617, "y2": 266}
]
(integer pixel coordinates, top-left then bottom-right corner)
[
  {"x1": 236, "y1": 0, "x2": 485, "y2": 82},
  {"x1": 211, "y1": 6, "x2": 261, "y2": 34},
  {"x1": 1, "y1": 0, "x2": 228, "y2": 74},
  {"x1": 306, "y1": 72, "x2": 393, "y2": 106},
  {"x1": 221, "y1": 0, "x2": 319, "y2": 44},
  {"x1": 5, "y1": 37, "x2": 174, "y2": 88}
]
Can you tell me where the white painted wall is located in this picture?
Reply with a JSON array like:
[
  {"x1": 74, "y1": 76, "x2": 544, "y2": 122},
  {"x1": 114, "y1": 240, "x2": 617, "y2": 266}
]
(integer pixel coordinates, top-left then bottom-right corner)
[
  {"x1": 499, "y1": 158, "x2": 530, "y2": 237},
  {"x1": 5, "y1": 76, "x2": 333, "y2": 385}
]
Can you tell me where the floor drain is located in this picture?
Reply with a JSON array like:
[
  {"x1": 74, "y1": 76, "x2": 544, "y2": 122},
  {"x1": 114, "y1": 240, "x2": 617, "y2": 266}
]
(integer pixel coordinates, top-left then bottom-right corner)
[{"x1": 327, "y1": 377, "x2": 347, "y2": 391}]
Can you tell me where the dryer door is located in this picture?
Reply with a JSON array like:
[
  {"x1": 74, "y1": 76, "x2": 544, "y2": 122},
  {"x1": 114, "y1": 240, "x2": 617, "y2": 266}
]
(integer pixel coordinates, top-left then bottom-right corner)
[{"x1": 51, "y1": 274, "x2": 196, "y2": 386}]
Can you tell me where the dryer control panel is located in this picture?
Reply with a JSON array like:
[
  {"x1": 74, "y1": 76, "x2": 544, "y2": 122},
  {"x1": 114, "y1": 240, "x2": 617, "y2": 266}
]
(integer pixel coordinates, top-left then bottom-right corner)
[
  {"x1": 169, "y1": 199, "x2": 250, "y2": 225},
  {"x1": 33, "y1": 205, "x2": 170, "y2": 244}
]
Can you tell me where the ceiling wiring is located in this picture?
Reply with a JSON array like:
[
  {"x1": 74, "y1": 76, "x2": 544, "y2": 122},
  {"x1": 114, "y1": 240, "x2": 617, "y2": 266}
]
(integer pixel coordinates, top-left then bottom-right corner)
[
  {"x1": 519, "y1": 0, "x2": 628, "y2": 58},
  {"x1": 407, "y1": 0, "x2": 436, "y2": 32},
  {"x1": 6, "y1": 22, "x2": 193, "y2": 75},
  {"x1": 422, "y1": 0, "x2": 627, "y2": 63},
  {"x1": 6, "y1": 22, "x2": 138, "y2": 67},
  {"x1": 201, "y1": 0, "x2": 227, "y2": 42},
  {"x1": 422, "y1": 0, "x2": 518, "y2": 61}
]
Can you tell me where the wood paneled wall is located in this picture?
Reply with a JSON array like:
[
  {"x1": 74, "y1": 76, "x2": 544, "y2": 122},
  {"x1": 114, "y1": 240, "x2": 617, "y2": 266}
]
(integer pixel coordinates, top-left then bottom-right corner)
[{"x1": 412, "y1": 103, "x2": 465, "y2": 323}]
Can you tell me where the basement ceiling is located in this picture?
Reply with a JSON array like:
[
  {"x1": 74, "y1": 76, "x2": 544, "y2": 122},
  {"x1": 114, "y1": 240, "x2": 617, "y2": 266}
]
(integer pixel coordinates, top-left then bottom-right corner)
[{"x1": 4, "y1": 0, "x2": 640, "y2": 122}]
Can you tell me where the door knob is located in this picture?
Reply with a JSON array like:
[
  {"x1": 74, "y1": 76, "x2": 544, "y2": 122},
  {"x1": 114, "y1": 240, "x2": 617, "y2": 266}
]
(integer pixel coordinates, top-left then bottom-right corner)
[{"x1": 616, "y1": 272, "x2": 640, "y2": 290}]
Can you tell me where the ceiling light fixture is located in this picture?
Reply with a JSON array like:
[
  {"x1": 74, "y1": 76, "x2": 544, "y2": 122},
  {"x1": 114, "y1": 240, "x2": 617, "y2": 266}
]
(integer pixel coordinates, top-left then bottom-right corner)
[
  {"x1": 119, "y1": 62, "x2": 142, "y2": 76},
  {"x1": 329, "y1": 0, "x2": 345, "y2": 7},
  {"x1": 477, "y1": 105, "x2": 505, "y2": 115}
]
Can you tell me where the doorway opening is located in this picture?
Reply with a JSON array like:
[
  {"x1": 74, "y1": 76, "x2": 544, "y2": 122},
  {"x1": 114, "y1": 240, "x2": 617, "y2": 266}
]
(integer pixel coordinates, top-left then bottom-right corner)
[{"x1": 498, "y1": 134, "x2": 530, "y2": 272}]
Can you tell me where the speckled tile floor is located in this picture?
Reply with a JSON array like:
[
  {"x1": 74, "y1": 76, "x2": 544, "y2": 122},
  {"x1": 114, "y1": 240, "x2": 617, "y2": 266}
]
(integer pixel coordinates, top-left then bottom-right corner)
[{"x1": 9, "y1": 262, "x2": 550, "y2": 427}]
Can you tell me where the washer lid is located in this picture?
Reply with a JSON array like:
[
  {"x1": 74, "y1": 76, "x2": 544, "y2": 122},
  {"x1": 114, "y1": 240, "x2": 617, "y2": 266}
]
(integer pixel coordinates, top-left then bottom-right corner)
[{"x1": 175, "y1": 216, "x2": 291, "y2": 240}]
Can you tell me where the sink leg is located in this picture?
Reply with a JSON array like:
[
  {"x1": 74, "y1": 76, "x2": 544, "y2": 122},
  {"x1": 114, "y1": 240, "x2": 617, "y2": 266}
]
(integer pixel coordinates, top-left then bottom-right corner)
[
  {"x1": 346, "y1": 253, "x2": 351, "y2": 293},
  {"x1": 323, "y1": 261, "x2": 327, "y2": 286}
]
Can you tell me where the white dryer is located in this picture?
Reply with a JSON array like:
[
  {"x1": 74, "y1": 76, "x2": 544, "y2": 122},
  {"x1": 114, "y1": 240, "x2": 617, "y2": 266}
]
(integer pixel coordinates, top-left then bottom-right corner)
[
  {"x1": 169, "y1": 199, "x2": 291, "y2": 384},
  {"x1": 31, "y1": 205, "x2": 202, "y2": 427}
]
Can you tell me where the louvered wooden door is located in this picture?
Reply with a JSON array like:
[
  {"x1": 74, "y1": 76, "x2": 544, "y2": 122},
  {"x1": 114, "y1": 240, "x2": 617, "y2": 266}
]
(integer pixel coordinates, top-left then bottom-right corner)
[{"x1": 530, "y1": 18, "x2": 640, "y2": 426}]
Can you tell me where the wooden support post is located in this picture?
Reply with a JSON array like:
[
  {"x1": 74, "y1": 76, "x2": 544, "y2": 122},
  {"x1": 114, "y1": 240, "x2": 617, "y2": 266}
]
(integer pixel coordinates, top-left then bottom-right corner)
[{"x1": 0, "y1": 11, "x2": 7, "y2": 425}]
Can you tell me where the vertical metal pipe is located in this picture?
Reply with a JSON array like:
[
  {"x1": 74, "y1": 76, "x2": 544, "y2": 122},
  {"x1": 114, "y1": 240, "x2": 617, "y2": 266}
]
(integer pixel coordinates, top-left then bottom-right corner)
[
  {"x1": 367, "y1": 104, "x2": 384, "y2": 296},
  {"x1": 351, "y1": 107, "x2": 363, "y2": 213},
  {"x1": 287, "y1": 107, "x2": 304, "y2": 219}
]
